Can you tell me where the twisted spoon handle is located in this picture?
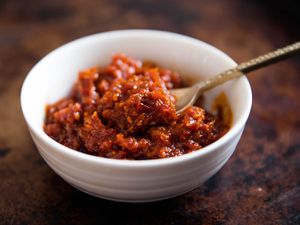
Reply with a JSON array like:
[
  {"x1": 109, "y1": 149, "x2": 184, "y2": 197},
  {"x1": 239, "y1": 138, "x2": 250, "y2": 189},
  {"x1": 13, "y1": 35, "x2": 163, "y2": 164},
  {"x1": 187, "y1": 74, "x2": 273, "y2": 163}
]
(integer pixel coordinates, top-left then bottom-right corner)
[
  {"x1": 238, "y1": 42, "x2": 300, "y2": 73},
  {"x1": 197, "y1": 42, "x2": 300, "y2": 93}
]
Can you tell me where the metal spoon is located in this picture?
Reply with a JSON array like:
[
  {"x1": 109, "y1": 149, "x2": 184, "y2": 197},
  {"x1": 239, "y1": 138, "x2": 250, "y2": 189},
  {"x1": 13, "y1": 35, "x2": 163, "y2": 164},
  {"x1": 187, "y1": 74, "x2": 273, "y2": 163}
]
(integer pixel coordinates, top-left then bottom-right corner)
[{"x1": 171, "y1": 42, "x2": 300, "y2": 114}]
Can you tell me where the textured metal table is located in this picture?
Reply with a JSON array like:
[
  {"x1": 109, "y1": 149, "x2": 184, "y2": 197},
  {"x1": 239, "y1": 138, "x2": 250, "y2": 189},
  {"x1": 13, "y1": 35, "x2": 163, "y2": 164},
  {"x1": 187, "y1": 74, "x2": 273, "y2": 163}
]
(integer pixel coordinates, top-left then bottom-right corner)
[{"x1": 0, "y1": 0, "x2": 299, "y2": 224}]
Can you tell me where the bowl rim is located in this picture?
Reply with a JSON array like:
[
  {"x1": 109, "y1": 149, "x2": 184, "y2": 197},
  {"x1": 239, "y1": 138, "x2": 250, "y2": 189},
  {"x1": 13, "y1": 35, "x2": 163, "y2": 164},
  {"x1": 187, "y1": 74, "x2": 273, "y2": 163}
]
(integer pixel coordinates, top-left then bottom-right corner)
[{"x1": 20, "y1": 29, "x2": 252, "y2": 168}]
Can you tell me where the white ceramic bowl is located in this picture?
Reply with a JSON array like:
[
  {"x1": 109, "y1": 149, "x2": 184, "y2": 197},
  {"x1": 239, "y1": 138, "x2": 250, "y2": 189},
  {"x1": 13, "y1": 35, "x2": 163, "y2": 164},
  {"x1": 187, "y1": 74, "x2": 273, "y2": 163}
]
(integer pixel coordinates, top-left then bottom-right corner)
[{"x1": 21, "y1": 30, "x2": 252, "y2": 202}]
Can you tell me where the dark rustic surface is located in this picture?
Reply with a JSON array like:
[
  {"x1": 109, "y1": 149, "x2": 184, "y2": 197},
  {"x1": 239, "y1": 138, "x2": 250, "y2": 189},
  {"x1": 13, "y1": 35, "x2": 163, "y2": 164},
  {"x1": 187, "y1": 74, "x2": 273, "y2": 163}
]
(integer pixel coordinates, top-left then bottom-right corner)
[{"x1": 1, "y1": 0, "x2": 300, "y2": 224}]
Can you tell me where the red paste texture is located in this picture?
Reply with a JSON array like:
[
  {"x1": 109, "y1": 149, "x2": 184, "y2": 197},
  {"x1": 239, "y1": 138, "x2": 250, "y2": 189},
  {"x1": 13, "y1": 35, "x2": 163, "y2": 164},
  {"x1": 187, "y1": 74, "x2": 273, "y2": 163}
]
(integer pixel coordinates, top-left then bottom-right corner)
[{"x1": 44, "y1": 54, "x2": 229, "y2": 159}]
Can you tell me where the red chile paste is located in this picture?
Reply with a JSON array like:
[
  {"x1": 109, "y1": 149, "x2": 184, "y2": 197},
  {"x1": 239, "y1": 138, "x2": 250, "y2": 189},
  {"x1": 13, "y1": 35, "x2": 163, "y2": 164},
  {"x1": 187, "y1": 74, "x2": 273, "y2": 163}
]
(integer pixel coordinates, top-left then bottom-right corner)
[{"x1": 44, "y1": 54, "x2": 230, "y2": 159}]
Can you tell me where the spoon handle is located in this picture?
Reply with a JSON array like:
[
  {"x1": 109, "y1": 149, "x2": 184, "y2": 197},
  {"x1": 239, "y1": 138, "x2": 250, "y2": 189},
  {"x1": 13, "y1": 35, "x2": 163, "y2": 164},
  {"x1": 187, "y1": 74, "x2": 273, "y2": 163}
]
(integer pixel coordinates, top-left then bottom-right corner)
[
  {"x1": 237, "y1": 42, "x2": 300, "y2": 73},
  {"x1": 197, "y1": 41, "x2": 300, "y2": 93}
]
